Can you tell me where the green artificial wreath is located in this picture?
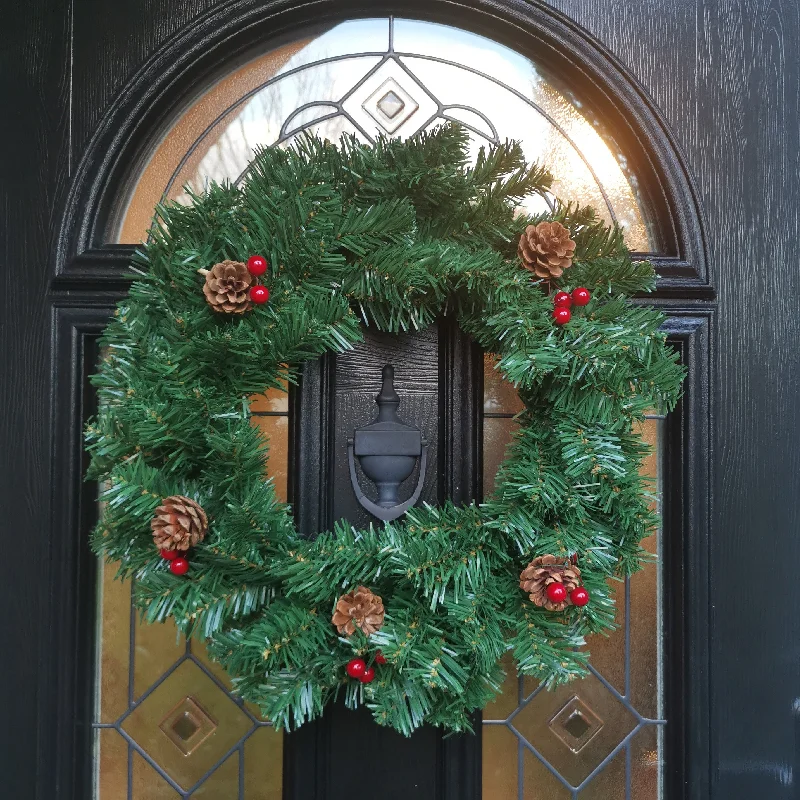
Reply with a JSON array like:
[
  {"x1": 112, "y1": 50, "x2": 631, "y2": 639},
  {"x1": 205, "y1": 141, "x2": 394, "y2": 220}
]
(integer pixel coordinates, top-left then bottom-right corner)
[{"x1": 86, "y1": 124, "x2": 684, "y2": 736}]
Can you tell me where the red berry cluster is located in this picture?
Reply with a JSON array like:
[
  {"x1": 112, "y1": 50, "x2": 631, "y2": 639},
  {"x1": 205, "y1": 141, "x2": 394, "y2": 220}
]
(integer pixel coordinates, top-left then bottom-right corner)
[
  {"x1": 552, "y1": 287, "x2": 591, "y2": 326},
  {"x1": 544, "y1": 553, "x2": 591, "y2": 607},
  {"x1": 345, "y1": 651, "x2": 388, "y2": 685},
  {"x1": 246, "y1": 255, "x2": 270, "y2": 304},
  {"x1": 545, "y1": 582, "x2": 591, "y2": 607},
  {"x1": 160, "y1": 548, "x2": 191, "y2": 576}
]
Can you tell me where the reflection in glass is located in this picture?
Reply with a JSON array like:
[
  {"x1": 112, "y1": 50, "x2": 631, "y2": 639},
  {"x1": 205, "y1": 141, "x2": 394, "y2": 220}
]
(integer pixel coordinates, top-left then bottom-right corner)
[
  {"x1": 481, "y1": 356, "x2": 665, "y2": 799},
  {"x1": 114, "y1": 18, "x2": 653, "y2": 251},
  {"x1": 251, "y1": 414, "x2": 289, "y2": 503},
  {"x1": 483, "y1": 416, "x2": 519, "y2": 493},
  {"x1": 511, "y1": 671, "x2": 637, "y2": 788},
  {"x1": 132, "y1": 751, "x2": 180, "y2": 799},
  {"x1": 121, "y1": 660, "x2": 252, "y2": 789},
  {"x1": 92, "y1": 396, "x2": 288, "y2": 799},
  {"x1": 484, "y1": 353, "x2": 524, "y2": 415}
]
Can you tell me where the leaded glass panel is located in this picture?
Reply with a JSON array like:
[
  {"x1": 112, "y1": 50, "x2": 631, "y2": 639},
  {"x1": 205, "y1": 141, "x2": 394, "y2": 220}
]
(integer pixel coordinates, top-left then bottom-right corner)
[
  {"x1": 92, "y1": 397, "x2": 287, "y2": 798},
  {"x1": 482, "y1": 356, "x2": 666, "y2": 799},
  {"x1": 112, "y1": 17, "x2": 654, "y2": 252}
]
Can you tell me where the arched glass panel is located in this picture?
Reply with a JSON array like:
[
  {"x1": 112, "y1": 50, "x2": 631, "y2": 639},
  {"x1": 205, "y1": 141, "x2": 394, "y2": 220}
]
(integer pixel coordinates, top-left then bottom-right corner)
[{"x1": 112, "y1": 17, "x2": 655, "y2": 252}]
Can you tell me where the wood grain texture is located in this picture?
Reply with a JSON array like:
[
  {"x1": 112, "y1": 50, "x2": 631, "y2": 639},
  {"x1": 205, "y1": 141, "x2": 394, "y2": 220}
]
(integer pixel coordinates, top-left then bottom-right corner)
[
  {"x1": 547, "y1": 0, "x2": 699, "y2": 165},
  {"x1": 71, "y1": 0, "x2": 217, "y2": 159},
  {"x1": 3, "y1": 0, "x2": 799, "y2": 797},
  {"x1": 697, "y1": 3, "x2": 800, "y2": 797},
  {"x1": 333, "y1": 325, "x2": 440, "y2": 532},
  {"x1": 0, "y1": 1, "x2": 71, "y2": 798},
  {"x1": 548, "y1": 0, "x2": 800, "y2": 795}
]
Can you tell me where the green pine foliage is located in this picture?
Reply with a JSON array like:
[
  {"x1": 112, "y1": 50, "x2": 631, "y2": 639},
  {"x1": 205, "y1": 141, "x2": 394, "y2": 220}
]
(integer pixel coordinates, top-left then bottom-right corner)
[{"x1": 85, "y1": 124, "x2": 683, "y2": 736}]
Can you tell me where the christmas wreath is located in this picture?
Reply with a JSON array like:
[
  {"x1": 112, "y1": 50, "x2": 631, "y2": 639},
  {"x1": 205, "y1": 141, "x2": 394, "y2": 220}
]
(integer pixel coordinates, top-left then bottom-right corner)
[{"x1": 86, "y1": 124, "x2": 683, "y2": 735}]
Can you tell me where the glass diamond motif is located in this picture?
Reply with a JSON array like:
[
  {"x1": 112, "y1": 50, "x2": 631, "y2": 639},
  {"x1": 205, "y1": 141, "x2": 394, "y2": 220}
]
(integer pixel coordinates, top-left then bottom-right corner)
[
  {"x1": 362, "y1": 77, "x2": 420, "y2": 134},
  {"x1": 377, "y1": 90, "x2": 405, "y2": 120},
  {"x1": 549, "y1": 695, "x2": 604, "y2": 754},
  {"x1": 160, "y1": 696, "x2": 218, "y2": 756}
]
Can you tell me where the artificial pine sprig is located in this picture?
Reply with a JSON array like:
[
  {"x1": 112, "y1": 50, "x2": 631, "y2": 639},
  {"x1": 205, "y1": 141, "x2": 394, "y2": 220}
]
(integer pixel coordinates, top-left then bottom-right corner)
[{"x1": 85, "y1": 123, "x2": 683, "y2": 735}]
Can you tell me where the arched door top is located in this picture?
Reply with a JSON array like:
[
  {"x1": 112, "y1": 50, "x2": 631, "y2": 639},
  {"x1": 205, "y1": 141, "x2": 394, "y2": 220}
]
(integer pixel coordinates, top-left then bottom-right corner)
[{"x1": 57, "y1": 1, "x2": 709, "y2": 296}]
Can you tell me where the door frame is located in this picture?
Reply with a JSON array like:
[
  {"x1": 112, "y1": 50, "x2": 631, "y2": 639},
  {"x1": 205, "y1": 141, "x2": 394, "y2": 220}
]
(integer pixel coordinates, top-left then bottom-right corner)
[{"x1": 43, "y1": 2, "x2": 714, "y2": 798}]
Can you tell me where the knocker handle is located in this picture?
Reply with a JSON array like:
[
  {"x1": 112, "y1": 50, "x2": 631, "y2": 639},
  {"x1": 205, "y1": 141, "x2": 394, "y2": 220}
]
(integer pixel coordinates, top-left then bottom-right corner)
[{"x1": 348, "y1": 439, "x2": 428, "y2": 522}]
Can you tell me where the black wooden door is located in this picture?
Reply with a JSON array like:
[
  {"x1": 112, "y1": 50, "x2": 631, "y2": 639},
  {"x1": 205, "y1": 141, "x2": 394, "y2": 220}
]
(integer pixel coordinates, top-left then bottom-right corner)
[{"x1": 2, "y1": 1, "x2": 798, "y2": 799}]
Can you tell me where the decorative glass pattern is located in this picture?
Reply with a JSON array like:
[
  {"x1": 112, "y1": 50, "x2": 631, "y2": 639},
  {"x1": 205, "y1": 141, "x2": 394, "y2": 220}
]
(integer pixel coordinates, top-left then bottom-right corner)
[
  {"x1": 159, "y1": 697, "x2": 219, "y2": 756},
  {"x1": 549, "y1": 696, "x2": 604, "y2": 754},
  {"x1": 364, "y1": 78, "x2": 418, "y2": 132},
  {"x1": 92, "y1": 393, "x2": 287, "y2": 799},
  {"x1": 482, "y1": 356, "x2": 666, "y2": 799},
  {"x1": 113, "y1": 17, "x2": 653, "y2": 252}
]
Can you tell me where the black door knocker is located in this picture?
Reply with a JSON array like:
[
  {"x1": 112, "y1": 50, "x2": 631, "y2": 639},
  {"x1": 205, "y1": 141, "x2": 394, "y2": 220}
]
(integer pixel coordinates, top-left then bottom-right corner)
[{"x1": 347, "y1": 364, "x2": 428, "y2": 522}]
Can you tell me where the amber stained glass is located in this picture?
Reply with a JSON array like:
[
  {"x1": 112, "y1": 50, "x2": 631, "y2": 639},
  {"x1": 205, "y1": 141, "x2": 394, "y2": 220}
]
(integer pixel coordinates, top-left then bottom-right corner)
[
  {"x1": 481, "y1": 356, "x2": 665, "y2": 799},
  {"x1": 92, "y1": 393, "x2": 287, "y2": 799}
]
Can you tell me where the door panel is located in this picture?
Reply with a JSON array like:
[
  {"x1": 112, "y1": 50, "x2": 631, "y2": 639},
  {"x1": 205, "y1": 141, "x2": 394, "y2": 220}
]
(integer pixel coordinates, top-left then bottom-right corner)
[
  {"x1": 11, "y1": 1, "x2": 791, "y2": 799},
  {"x1": 300, "y1": 326, "x2": 444, "y2": 798},
  {"x1": 287, "y1": 321, "x2": 480, "y2": 800}
]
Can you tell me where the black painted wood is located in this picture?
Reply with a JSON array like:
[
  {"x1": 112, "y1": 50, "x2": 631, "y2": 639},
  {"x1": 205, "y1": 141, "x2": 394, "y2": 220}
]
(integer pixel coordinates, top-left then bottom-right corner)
[
  {"x1": 46, "y1": 310, "x2": 111, "y2": 800},
  {"x1": 660, "y1": 311, "x2": 713, "y2": 800},
  {"x1": 333, "y1": 325, "x2": 440, "y2": 530},
  {"x1": 286, "y1": 321, "x2": 482, "y2": 799},
  {"x1": 8, "y1": 0, "x2": 798, "y2": 798},
  {"x1": 0, "y1": 2, "x2": 72, "y2": 799}
]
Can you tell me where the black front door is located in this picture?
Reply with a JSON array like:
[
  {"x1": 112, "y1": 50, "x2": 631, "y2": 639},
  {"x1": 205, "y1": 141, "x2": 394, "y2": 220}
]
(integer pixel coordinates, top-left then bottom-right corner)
[{"x1": 3, "y1": 1, "x2": 798, "y2": 799}]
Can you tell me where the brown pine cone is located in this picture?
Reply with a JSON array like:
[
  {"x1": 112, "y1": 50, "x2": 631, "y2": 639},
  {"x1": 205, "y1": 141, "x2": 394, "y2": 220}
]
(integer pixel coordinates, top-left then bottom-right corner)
[
  {"x1": 202, "y1": 260, "x2": 253, "y2": 313},
  {"x1": 151, "y1": 495, "x2": 208, "y2": 552},
  {"x1": 518, "y1": 221, "x2": 576, "y2": 279},
  {"x1": 332, "y1": 586, "x2": 385, "y2": 637},
  {"x1": 519, "y1": 554, "x2": 582, "y2": 611}
]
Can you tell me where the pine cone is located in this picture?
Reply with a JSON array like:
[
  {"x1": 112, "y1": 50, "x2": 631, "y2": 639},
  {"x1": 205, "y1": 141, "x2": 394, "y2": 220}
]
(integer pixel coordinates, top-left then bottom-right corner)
[
  {"x1": 519, "y1": 554, "x2": 582, "y2": 611},
  {"x1": 151, "y1": 495, "x2": 208, "y2": 552},
  {"x1": 332, "y1": 586, "x2": 385, "y2": 637},
  {"x1": 518, "y1": 221, "x2": 576, "y2": 279},
  {"x1": 202, "y1": 260, "x2": 253, "y2": 313}
]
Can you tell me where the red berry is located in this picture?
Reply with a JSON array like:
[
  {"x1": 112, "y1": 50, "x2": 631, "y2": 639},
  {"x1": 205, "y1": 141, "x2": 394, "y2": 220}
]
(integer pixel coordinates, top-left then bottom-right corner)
[
  {"x1": 346, "y1": 658, "x2": 366, "y2": 679},
  {"x1": 546, "y1": 582, "x2": 567, "y2": 603},
  {"x1": 247, "y1": 255, "x2": 268, "y2": 276},
  {"x1": 552, "y1": 307, "x2": 571, "y2": 326},
  {"x1": 553, "y1": 291, "x2": 572, "y2": 307},
  {"x1": 250, "y1": 285, "x2": 269, "y2": 304},
  {"x1": 170, "y1": 557, "x2": 190, "y2": 576},
  {"x1": 570, "y1": 587, "x2": 590, "y2": 607},
  {"x1": 375, "y1": 651, "x2": 387, "y2": 665},
  {"x1": 359, "y1": 666, "x2": 376, "y2": 684},
  {"x1": 160, "y1": 549, "x2": 180, "y2": 561},
  {"x1": 572, "y1": 287, "x2": 591, "y2": 306}
]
